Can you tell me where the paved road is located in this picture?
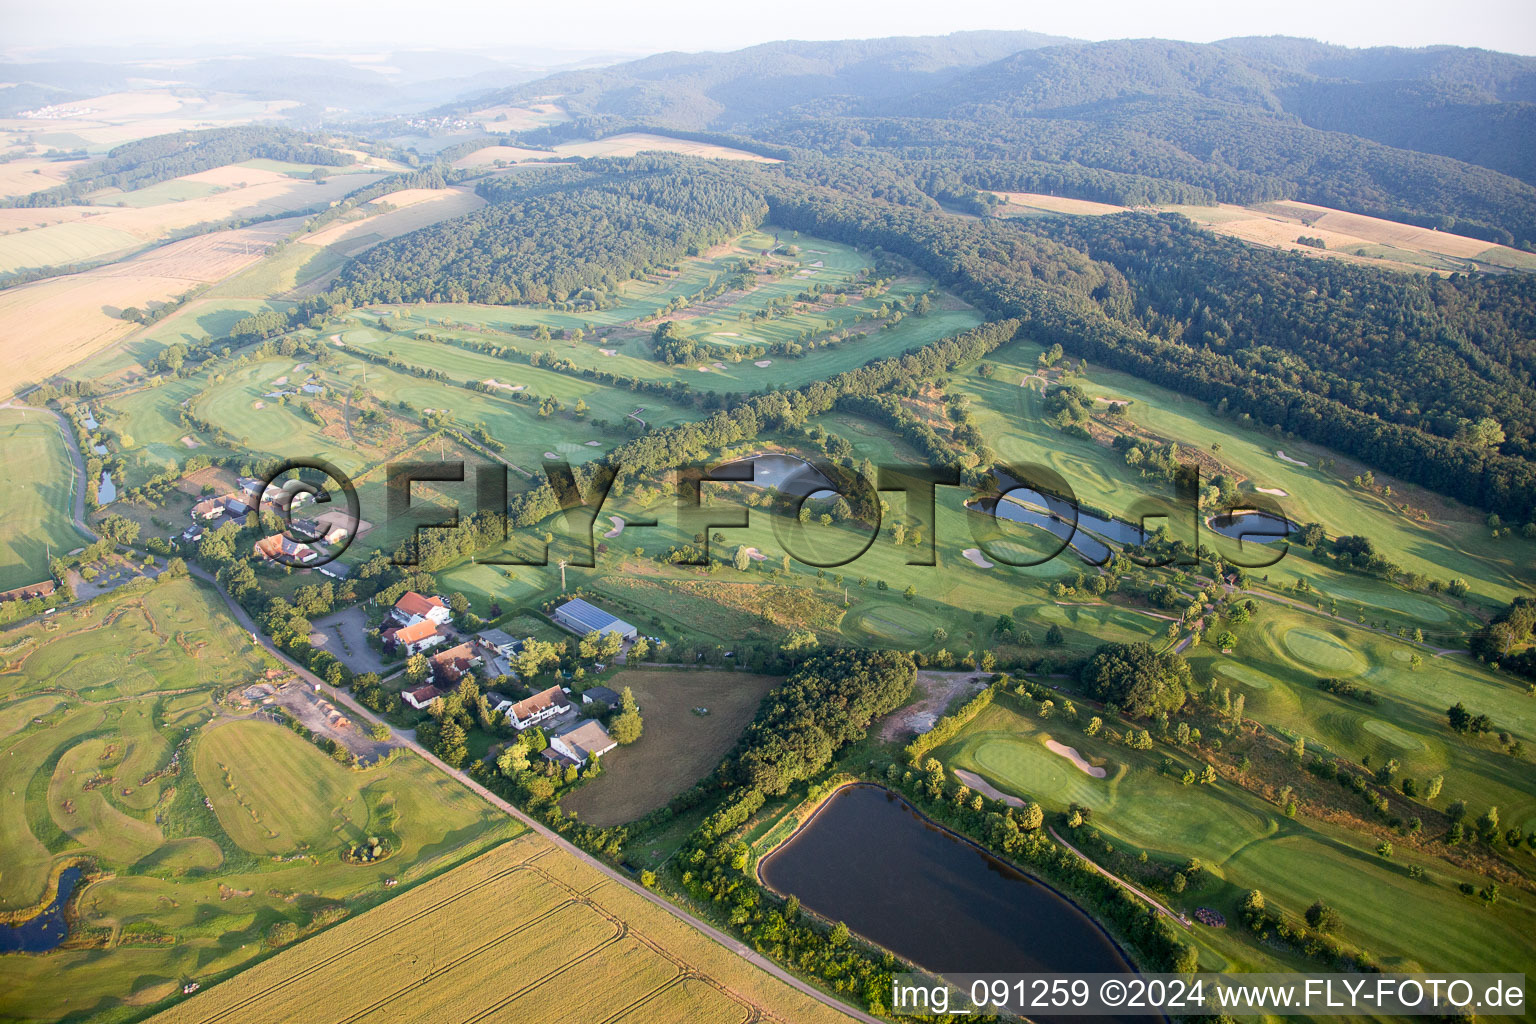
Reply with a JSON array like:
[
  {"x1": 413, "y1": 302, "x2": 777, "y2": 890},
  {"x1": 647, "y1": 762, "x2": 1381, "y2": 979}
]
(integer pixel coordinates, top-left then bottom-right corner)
[{"x1": 189, "y1": 566, "x2": 874, "y2": 1024}]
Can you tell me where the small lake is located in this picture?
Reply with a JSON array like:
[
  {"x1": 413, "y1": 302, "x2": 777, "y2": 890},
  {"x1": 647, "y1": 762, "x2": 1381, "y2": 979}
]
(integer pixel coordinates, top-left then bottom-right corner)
[
  {"x1": 97, "y1": 471, "x2": 117, "y2": 504},
  {"x1": 718, "y1": 452, "x2": 838, "y2": 501},
  {"x1": 759, "y1": 785, "x2": 1137, "y2": 1015},
  {"x1": 1206, "y1": 511, "x2": 1296, "y2": 543},
  {"x1": 0, "y1": 866, "x2": 81, "y2": 953}
]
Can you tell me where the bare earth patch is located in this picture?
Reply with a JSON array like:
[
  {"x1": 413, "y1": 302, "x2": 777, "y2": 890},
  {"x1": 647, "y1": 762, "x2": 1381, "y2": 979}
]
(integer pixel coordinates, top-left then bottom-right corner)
[{"x1": 881, "y1": 670, "x2": 988, "y2": 742}]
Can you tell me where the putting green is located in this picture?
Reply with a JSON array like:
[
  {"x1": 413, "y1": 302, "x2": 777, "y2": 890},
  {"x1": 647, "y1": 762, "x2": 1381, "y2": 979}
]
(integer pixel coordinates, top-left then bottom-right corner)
[
  {"x1": 847, "y1": 603, "x2": 928, "y2": 642},
  {"x1": 970, "y1": 735, "x2": 1106, "y2": 807},
  {"x1": 1362, "y1": 719, "x2": 1426, "y2": 751},
  {"x1": 1282, "y1": 627, "x2": 1366, "y2": 675},
  {"x1": 1216, "y1": 662, "x2": 1274, "y2": 689}
]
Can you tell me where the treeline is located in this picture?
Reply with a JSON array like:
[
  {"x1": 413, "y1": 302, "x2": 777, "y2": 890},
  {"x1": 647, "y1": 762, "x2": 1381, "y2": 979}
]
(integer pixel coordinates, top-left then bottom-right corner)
[
  {"x1": 2, "y1": 126, "x2": 355, "y2": 208},
  {"x1": 762, "y1": 183, "x2": 1536, "y2": 518},
  {"x1": 503, "y1": 318, "x2": 1023, "y2": 529},
  {"x1": 339, "y1": 158, "x2": 767, "y2": 304}
]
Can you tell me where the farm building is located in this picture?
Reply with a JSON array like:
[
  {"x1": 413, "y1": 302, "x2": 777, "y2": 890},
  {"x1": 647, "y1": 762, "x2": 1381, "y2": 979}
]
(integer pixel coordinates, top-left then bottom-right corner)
[
  {"x1": 580, "y1": 685, "x2": 622, "y2": 708},
  {"x1": 429, "y1": 642, "x2": 480, "y2": 684},
  {"x1": 253, "y1": 534, "x2": 318, "y2": 564},
  {"x1": 318, "y1": 560, "x2": 351, "y2": 580},
  {"x1": 551, "y1": 598, "x2": 637, "y2": 641},
  {"x1": 384, "y1": 618, "x2": 445, "y2": 655},
  {"x1": 392, "y1": 591, "x2": 451, "y2": 627},
  {"x1": 402, "y1": 684, "x2": 444, "y2": 710},
  {"x1": 546, "y1": 719, "x2": 616, "y2": 767},
  {"x1": 502, "y1": 685, "x2": 573, "y2": 731}
]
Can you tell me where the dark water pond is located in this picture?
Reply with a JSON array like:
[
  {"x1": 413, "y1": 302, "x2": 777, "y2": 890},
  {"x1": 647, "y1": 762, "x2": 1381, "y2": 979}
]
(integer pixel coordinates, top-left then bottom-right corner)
[
  {"x1": 0, "y1": 867, "x2": 81, "y2": 953},
  {"x1": 718, "y1": 452, "x2": 838, "y2": 501},
  {"x1": 759, "y1": 786, "x2": 1136, "y2": 1000},
  {"x1": 1206, "y1": 511, "x2": 1296, "y2": 542}
]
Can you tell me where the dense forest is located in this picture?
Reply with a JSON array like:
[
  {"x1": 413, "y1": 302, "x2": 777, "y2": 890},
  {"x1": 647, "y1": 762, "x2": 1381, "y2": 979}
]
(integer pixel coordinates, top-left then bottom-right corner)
[
  {"x1": 340, "y1": 158, "x2": 766, "y2": 303},
  {"x1": 473, "y1": 34, "x2": 1536, "y2": 246}
]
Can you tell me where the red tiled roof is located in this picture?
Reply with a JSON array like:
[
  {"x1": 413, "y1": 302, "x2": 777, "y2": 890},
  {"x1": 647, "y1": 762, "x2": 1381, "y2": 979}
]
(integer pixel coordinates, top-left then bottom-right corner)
[
  {"x1": 395, "y1": 591, "x2": 447, "y2": 618},
  {"x1": 392, "y1": 619, "x2": 438, "y2": 645}
]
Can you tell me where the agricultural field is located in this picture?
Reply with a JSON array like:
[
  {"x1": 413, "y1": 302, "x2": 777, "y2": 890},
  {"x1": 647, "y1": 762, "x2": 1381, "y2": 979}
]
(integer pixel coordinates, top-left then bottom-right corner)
[
  {"x1": 991, "y1": 192, "x2": 1536, "y2": 274},
  {"x1": 145, "y1": 830, "x2": 856, "y2": 1024},
  {"x1": 560, "y1": 669, "x2": 782, "y2": 827},
  {"x1": 0, "y1": 217, "x2": 304, "y2": 399},
  {"x1": 0, "y1": 576, "x2": 519, "y2": 1024},
  {"x1": 934, "y1": 689, "x2": 1536, "y2": 976},
  {"x1": 0, "y1": 407, "x2": 85, "y2": 591}
]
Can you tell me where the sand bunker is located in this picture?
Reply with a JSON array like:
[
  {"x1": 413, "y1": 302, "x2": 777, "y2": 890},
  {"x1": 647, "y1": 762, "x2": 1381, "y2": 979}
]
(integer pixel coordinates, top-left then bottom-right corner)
[
  {"x1": 712, "y1": 361, "x2": 727, "y2": 370},
  {"x1": 1045, "y1": 739, "x2": 1107, "y2": 778},
  {"x1": 1254, "y1": 486, "x2": 1289, "y2": 496},
  {"x1": 271, "y1": 375, "x2": 288, "y2": 386},
  {"x1": 584, "y1": 440, "x2": 601, "y2": 446},
  {"x1": 754, "y1": 359, "x2": 773, "y2": 367},
  {"x1": 713, "y1": 332, "x2": 739, "y2": 337},
  {"x1": 179, "y1": 435, "x2": 199, "y2": 448},
  {"x1": 696, "y1": 365, "x2": 712, "y2": 373},
  {"x1": 252, "y1": 401, "x2": 265, "y2": 410},
  {"x1": 603, "y1": 515, "x2": 625, "y2": 538},
  {"x1": 543, "y1": 451, "x2": 559, "y2": 459},
  {"x1": 742, "y1": 546, "x2": 767, "y2": 561},
  {"x1": 599, "y1": 348, "x2": 616, "y2": 356},
  {"x1": 1276, "y1": 450, "x2": 1308, "y2": 467},
  {"x1": 961, "y1": 547, "x2": 994, "y2": 568},
  {"x1": 954, "y1": 769, "x2": 1023, "y2": 808}
]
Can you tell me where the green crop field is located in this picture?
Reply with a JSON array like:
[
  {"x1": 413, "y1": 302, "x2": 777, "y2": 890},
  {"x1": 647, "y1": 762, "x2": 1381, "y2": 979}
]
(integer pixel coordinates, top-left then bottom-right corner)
[
  {"x1": 0, "y1": 408, "x2": 86, "y2": 591},
  {"x1": 0, "y1": 576, "x2": 518, "y2": 1024}
]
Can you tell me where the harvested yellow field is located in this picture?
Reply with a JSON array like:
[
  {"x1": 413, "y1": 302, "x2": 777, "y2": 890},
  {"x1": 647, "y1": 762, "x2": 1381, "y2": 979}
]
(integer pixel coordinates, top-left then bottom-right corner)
[
  {"x1": 0, "y1": 218, "x2": 299, "y2": 397},
  {"x1": 467, "y1": 101, "x2": 568, "y2": 131},
  {"x1": 0, "y1": 157, "x2": 88, "y2": 198},
  {"x1": 149, "y1": 832, "x2": 857, "y2": 1024},
  {"x1": 451, "y1": 144, "x2": 558, "y2": 168},
  {"x1": 992, "y1": 191, "x2": 1129, "y2": 216},
  {"x1": 553, "y1": 132, "x2": 779, "y2": 163},
  {"x1": 302, "y1": 186, "x2": 486, "y2": 253},
  {"x1": 0, "y1": 171, "x2": 386, "y2": 276}
]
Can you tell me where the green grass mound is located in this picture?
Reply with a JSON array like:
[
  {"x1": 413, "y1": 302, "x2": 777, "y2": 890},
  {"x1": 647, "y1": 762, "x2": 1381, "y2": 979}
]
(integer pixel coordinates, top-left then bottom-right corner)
[
  {"x1": 968, "y1": 735, "x2": 1107, "y2": 808},
  {"x1": 1282, "y1": 627, "x2": 1365, "y2": 675},
  {"x1": 846, "y1": 603, "x2": 929, "y2": 644},
  {"x1": 1215, "y1": 663, "x2": 1275, "y2": 690},
  {"x1": 1362, "y1": 719, "x2": 1426, "y2": 751}
]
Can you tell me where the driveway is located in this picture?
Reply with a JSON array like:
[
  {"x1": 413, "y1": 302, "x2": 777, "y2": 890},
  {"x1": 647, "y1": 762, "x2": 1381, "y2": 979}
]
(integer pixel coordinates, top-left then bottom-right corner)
[{"x1": 310, "y1": 605, "x2": 390, "y2": 675}]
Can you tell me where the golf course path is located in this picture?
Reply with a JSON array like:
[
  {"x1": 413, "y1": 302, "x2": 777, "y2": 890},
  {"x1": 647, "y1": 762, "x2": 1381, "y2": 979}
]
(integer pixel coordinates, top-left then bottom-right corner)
[
  {"x1": 1048, "y1": 825, "x2": 1191, "y2": 929},
  {"x1": 191, "y1": 566, "x2": 876, "y2": 1024}
]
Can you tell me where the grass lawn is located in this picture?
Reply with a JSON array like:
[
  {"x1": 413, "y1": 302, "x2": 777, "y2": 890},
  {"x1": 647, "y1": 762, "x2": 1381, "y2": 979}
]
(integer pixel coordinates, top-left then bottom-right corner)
[
  {"x1": 1188, "y1": 602, "x2": 1535, "y2": 832},
  {"x1": 962, "y1": 336, "x2": 1536, "y2": 612},
  {"x1": 559, "y1": 668, "x2": 780, "y2": 827},
  {"x1": 937, "y1": 691, "x2": 1536, "y2": 975},
  {"x1": 0, "y1": 408, "x2": 87, "y2": 591}
]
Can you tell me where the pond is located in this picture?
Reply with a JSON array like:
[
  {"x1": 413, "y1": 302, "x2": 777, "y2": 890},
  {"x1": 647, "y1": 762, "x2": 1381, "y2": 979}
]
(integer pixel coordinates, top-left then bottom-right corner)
[
  {"x1": 0, "y1": 866, "x2": 81, "y2": 953},
  {"x1": 1206, "y1": 511, "x2": 1296, "y2": 543},
  {"x1": 717, "y1": 452, "x2": 838, "y2": 501},
  {"x1": 759, "y1": 785, "x2": 1138, "y2": 1016},
  {"x1": 97, "y1": 471, "x2": 117, "y2": 504}
]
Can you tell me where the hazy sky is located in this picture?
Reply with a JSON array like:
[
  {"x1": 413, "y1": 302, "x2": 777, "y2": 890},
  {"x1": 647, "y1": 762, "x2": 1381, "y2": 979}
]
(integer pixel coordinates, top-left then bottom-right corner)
[{"x1": 6, "y1": 0, "x2": 1535, "y2": 57}]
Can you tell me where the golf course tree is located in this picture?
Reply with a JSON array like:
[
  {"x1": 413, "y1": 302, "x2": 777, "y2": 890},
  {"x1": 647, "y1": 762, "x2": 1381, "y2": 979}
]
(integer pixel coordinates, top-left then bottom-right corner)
[
  {"x1": 1080, "y1": 642, "x2": 1191, "y2": 718},
  {"x1": 611, "y1": 687, "x2": 644, "y2": 745}
]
